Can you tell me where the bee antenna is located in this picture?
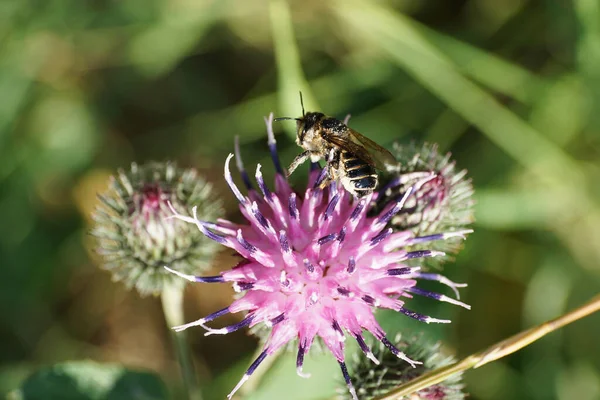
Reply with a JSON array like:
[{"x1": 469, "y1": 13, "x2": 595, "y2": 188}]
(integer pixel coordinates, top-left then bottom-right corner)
[
  {"x1": 299, "y1": 91, "x2": 305, "y2": 117},
  {"x1": 273, "y1": 117, "x2": 299, "y2": 122}
]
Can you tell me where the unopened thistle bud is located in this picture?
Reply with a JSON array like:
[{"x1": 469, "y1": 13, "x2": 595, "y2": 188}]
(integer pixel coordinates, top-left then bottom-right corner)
[
  {"x1": 373, "y1": 143, "x2": 475, "y2": 267},
  {"x1": 346, "y1": 332, "x2": 466, "y2": 400},
  {"x1": 91, "y1": 162, "x2": 223, "y2": 296}
]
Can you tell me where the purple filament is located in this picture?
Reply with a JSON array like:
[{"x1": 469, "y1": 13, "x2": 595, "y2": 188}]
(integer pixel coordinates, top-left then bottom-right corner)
[
  {"x1": 337, "y1": 226, "x2": 347, "y2": 243},
  {"x1": 256, "y1": 166, "x2": 272, "y2": 200},
  {"x1": 387, "y1": 267, "x2": 413, "y2": 276},
  {"x1": 304, "y1": 259, "x2": 315, "y2": 273},
  {"x1": 350, "y1": 200, "x2": 365, "y2": 221},
  {"x1": 247, "y1": 350, "x2": 268, "y2": 375},
  {"x1": 398, "y1": 307, "x2": 433, "y2": 322},
  {"x1": 236, "y1": 282, "x2": 254, "y2": 291},
  {"x1": 362, "y1": 294, "x2": 376, "y2": 305},
  {"x1": 279, "y1": 231, "x2": 290, "y2": 253},
  {"x1": 324, "y1": 193, "x2": 340, "y2": 220},
  {"x1": 237, "y1": 232, "x2": 257, "y2": 253},
  {"x1": 270, "y1": 313, "x2": 285, "y2": 326},
  {"x1": 370, "y1": 228, "x2": 392, "y2": 246},
  {"x1": 221, "y1": 314, "x2": 254, "y2": 334},
  {"x1": 347, "y1": 256, "x2": 356, "y2": 274},
  {"x1": 318, "y1": 233, "x2": 337, "y2": 245},
  {"x1": 407, "y1": 233, "x2": 447, "y2": 244},
  {"x1": 339, "y1": 361, "x2": 358, "y2": 400},
  {"x1": 251, "y1": 204, "x2": 269, "y2": 229},
  {"x1": 194, "y1": 275, "x2": 225, "y2": 283},
  {"x1": 201, "y1": 306, "x2": 230, "y2": 323},
  {"x1": 288, "y1": 193, "x2": 298, "y2": 219},
  {"x1": 405, "y1": 250, "x2": 436, "y2": 259},
  {"x1": 314, "y1": 167, "x2": 328, "y2": 188}
]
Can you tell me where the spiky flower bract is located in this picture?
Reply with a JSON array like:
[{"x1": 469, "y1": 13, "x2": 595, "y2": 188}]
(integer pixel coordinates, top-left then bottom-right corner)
[
  {"x1": 346, "y1": 332, "x2": 466, "y2": 400},
  {"x1": 373, "y1": 142, "x2": 475, "y2": 268},
  {"x1": 92, "y1": 161, "x2": 223, "y2": 296},
  {"x1": 166, "y1": 115, "x2": 472, "y2": 400}
]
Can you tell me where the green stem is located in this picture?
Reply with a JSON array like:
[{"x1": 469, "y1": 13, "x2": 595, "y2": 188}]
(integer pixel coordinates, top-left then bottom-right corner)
[{"x1": 162, "y1": 283, "x2": 203, "y2": 400}]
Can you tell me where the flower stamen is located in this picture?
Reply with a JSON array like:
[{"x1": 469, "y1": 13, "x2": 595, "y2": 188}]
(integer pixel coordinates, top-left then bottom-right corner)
[
  {"x1": 227, "y1": 350, "x2": 268, "y2": 399},
  {"x1": 411, "y1": 272, "x2": 468, "y2": 299},
  {"x1": 224, "y1": 154, "x2": 245, "y2": 203},
  {"x1": 234, "y1": 136, "x2": 254, "y2": 191},
  {"x1": 204, "y1": 314, "x2": 254, "y2": 336},
  {"x1": 163, "y1": 266, "x2": 225, "y2": 283},
  {"x1": 355, "y1": 334, "x2": 380, "y2": 365},
  {"x1": 380, "y1": 336, "x2": 422, "y2": 368},
  {"x1": 339, "y1": 361, "x2": 359, "y2": 400},
  {"x1": 406, "y1": 287, "x2": 471, "y2": 309},
  {"x1": 398, "y1": 307, "x2": 451, "y2": 324}
]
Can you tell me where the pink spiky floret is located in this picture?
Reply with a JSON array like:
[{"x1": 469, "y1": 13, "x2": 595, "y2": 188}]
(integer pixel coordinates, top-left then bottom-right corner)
[{"x1": 166, "y1": 114, "x2": 472, "y2": 400}]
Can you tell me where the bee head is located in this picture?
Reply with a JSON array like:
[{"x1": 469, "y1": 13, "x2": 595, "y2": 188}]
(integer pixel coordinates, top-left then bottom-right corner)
[
  {"x1": 273, "y1": 92, "x2": 325, "y2": 149},
  {"x1": 273, "y1": 112, "x2": 324, "y2": 145},
  {"x1": 295, "y1": 112, "x2": 324, "y2": 146}
]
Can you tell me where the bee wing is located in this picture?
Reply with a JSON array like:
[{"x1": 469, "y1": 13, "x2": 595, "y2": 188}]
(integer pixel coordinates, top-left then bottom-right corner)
[
  {"x1": 324, "y1": 128, "x2": 397, "y2": 171},
  {"x1": 348, "y1": 129, "x2": 398, "y2": 169},
  {"x1": 324, "y1": 134, "x2": 377, "y2": 166}
]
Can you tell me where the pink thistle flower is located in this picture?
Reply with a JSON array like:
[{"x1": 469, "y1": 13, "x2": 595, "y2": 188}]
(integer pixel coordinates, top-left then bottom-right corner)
[{"x1": 165, "y1": 114, "x2": 472, "y2": 400}]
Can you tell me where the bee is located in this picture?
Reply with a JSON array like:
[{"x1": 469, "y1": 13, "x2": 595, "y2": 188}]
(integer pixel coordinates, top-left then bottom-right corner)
[{"x1": 275, "y1": 94, "x2": 397, "y2": 198}]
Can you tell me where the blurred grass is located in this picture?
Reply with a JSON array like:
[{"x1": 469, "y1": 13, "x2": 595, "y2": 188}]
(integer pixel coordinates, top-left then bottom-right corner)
[
  {"x1": 336, "y1": 0, "x2": 583, "y2": 185},
  {"x1": 1, "y1": 1, "x2": 599, "y2": 399},
  {"x1": 270, "y1": 0, "x2": 317, "y2": 139}
]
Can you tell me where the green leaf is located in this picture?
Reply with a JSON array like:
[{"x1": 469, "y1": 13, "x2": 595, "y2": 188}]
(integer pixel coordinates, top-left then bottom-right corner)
[{"x1": 10, "y1": 361, "x2": 168, "y2": 400}]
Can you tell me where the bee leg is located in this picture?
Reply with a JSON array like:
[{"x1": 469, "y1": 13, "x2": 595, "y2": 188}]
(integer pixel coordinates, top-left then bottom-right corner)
[
  {"x1": 287, "y1": 150, "x2": 310, "y2": 177},
  {"x1": 316, "y1": 167, "x2": 333, "y2": 189},
  {"x1": 315, "y1": 173, "x2": 331, "y2": 190},
  {"x1": 317, "y1": 174, "x2": 333, "y2": 190}
]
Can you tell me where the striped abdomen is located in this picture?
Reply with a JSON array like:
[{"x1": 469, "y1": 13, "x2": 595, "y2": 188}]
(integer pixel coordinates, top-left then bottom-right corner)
[{"x1": 341, "y1": 151, "x2": 378, "y2": 197}]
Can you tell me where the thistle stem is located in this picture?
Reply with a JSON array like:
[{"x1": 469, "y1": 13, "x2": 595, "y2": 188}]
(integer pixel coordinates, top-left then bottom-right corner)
[
  {"x1": 162, "y1": 283, "x2": 203, "y2": 400},
  {"x1": 374, "y1": 293, "x2": 600, "y2": 400}
]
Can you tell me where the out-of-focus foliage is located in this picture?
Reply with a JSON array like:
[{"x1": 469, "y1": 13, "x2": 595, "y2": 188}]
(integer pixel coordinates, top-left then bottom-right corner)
[
  {"x1": 8, "y1": 361, "x2": 168, "y2": 400},
  {"x1": 1, "y1": 0, "x2": 599, "y2": 399}
]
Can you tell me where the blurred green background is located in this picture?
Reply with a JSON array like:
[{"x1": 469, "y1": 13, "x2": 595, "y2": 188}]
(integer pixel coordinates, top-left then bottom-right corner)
[{"x1": 2, "y1": 0, "x2": 600, "y2": 399}]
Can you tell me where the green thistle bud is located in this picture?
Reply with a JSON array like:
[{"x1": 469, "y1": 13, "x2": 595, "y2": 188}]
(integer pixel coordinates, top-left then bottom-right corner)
[
  {"x1": 91, "y1": 161, "x2": 223, "y2": 296},
  {"x1": 373, "y1": 142, "x2": 475, "y2": 267},
  {"x1": 346, "y1": 333, "x2": 466, "y2": 400}
]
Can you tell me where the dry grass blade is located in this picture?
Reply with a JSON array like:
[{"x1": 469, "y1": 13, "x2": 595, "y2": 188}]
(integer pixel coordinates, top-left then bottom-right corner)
[{"x1": 373, "y1": 293, "x2": 600, "y2": 399}]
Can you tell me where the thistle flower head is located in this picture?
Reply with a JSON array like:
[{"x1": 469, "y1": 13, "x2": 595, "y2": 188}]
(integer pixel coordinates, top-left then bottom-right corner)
[
  {"x1": 92, "y1": 161, "x2": 223, "y2": 296},
  {"x1": 347, "y1": 332, "x2": 466, "y2": 399},
  {"x1": 373, "y1": 142, "x2": 475, "y2": 268},
  {"x1": 166, "y1": 116, "x2": 472, "y2": 400}
]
